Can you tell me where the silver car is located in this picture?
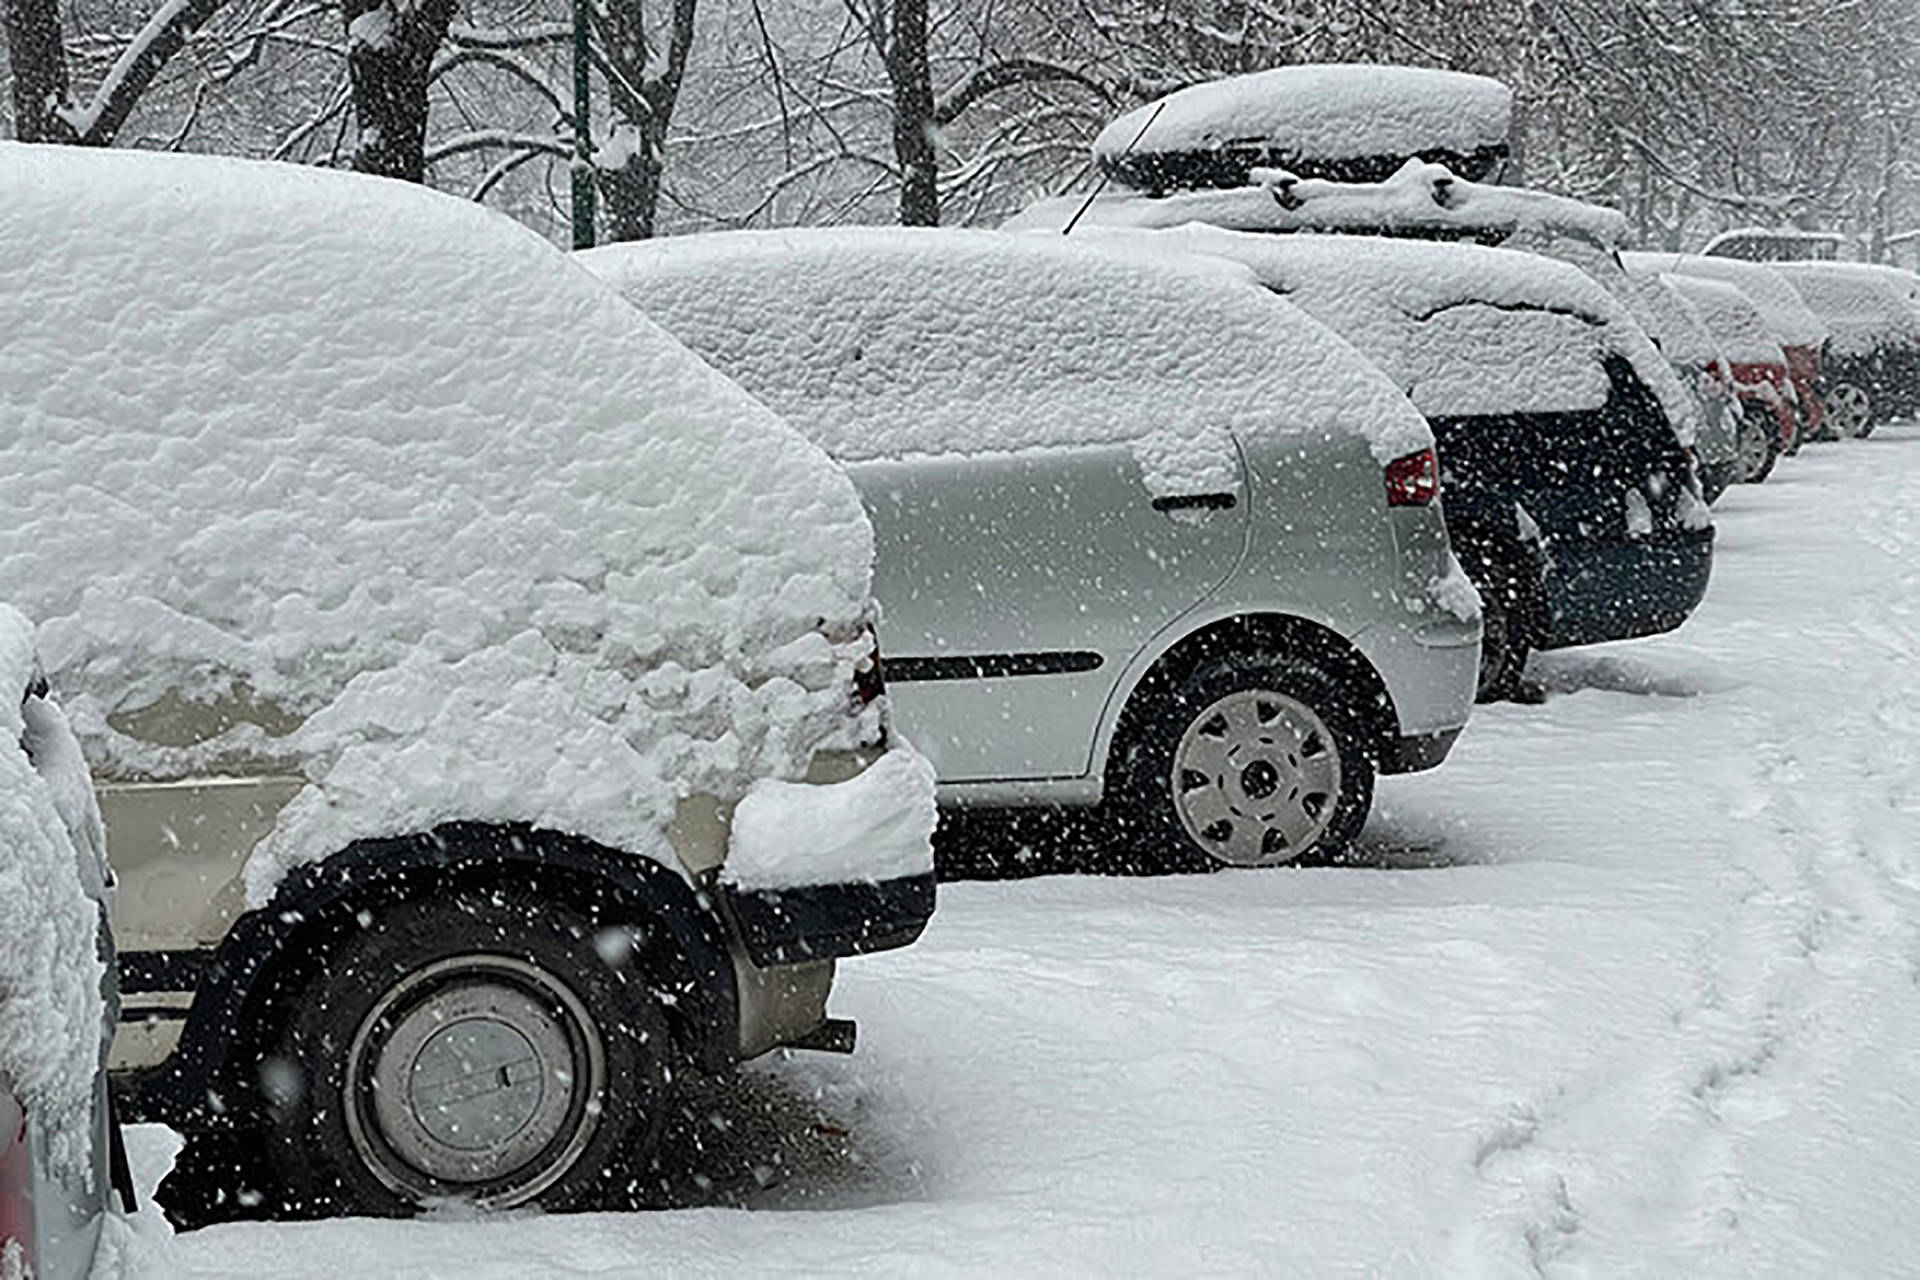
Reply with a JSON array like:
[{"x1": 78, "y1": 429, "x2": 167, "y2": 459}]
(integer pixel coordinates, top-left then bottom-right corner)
[{"x1": 582, "y1": 228, "x2": 1481, "y2": 870}]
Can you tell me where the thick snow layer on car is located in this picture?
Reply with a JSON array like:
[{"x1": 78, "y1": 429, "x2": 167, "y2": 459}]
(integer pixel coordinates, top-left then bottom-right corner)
[
  {"x1": 1772, "y1": 262, "x2": 1920, "y2": 359},
  {"x1": 725, "y1": 747, "x2": 937, "y2": 891},
  {"x1": 1005, "y1": 158, "x2": 1630, "y2": 250},
  {"x1": 0, "y1": 143, "x2": 927, "y2": 905},
  {"x1": 1636, "y1": 276, "x2": 1727, "y2": 370},
  {"x1": 0, "y1": 607, "x2": 103, "y2": 1187},
  {"x1": 1662, "y1": 274, "x2": 1789, "y2": 368},
  {"x1": 1094, "y1": 64, "x2": 1511, "y2": 187},
  {"x1": 1099, "y1": 226, "x2": 1695, "y2": 439},
  {"x1": 579, "y1": 227, "x2": 1433, "y2": 486},
  {"x1": 1622, "y1": 253, "x2": 1829, "y2": 350}
]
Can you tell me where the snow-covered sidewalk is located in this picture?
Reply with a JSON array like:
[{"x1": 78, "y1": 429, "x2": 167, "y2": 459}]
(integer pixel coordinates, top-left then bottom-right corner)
[{"x1": 146, "y1": 430, "x2": 1920, "y2": 1278}]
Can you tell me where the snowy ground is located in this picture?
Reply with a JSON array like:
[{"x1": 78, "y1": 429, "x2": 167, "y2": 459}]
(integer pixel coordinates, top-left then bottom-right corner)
[{"x1": 135, "y1": 429, "x2": 1920, "y2": 1277}]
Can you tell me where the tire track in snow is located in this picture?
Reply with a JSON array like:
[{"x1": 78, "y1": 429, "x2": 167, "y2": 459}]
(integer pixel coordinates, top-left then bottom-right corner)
[{"x1": 1459, "y1": 436, "x2": 1920, "y2": 1276}]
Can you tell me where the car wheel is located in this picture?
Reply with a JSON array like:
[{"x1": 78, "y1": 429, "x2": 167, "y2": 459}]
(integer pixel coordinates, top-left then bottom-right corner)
[
  {"x1": 1472, "y1": 578, "x2": 1533, "y2": 704},
  {"x1": 265, "y1": 891, "x2": 673, "y2": 1217},
  {"x1": 1735, "y1": 407, "x2": 1778, "y2": 483},
  {"x1": 1113, "y1": 655, "x2": 1374, "y2": 871},
  {"x1": 1826, "y1": 382, "x2": 1874, "y2": 439}
]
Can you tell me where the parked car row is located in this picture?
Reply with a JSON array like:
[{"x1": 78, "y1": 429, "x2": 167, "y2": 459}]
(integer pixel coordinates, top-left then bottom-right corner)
[{"x1": 6, "y1": 61, "x2": 1918, "y2": 1255}]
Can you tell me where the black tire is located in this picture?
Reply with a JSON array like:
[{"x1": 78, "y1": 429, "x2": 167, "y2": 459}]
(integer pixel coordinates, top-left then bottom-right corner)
[
  {"x1": 1736, "y1": 405, "x2": 1778, "y2": 483},
  {"x1": 264, "y1": 891, "x2": 674, "y2": 1218},
  {"x1": 1458, "y1": 548, "x2": 1538, "y2": 704},
  {"x1": 1109, "y1": 654, "x2": 1375, "y2": 872}
]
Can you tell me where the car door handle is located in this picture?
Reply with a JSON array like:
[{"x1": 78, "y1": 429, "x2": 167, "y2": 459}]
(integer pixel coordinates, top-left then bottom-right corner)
[{"x1": 1151, "y1": 492, "x2": 1238, "y2": 512}]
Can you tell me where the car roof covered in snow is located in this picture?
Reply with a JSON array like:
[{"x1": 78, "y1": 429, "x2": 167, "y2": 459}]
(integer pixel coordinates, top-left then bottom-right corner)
[
  {"x1": 1622, "y1": 252, "x2": 1828, "y2": 349},
  {"x1": 0, "y1": 143, "x2": 887, "y2": 901},
  {"x1": 578, "y1": 226, "x2": 1433, "y2": 495},
  {"x1": 1660, "y1": 274, "x2": 1787, "y2": 368},
  {"x1": 1094, "y1": 64, "x2": 1512, "y2": 191},
  {"x1": 1770, "y1": 262, "x2": 1920, "y2": 359},
  {"x1": 1080, "y1": 225, "x2": 1695, "y2": 436},
  {"x1": 1004, "y1": 160, "x2": 1631, "y2": 255}
]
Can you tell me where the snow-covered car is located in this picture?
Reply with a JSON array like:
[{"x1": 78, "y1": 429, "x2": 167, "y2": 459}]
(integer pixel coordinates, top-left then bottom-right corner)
[
  {"x1": 1, "y1": 607, "x2": 124, "y2": 1280},
  {"x1": 1624, "y1": 275, "x2": 1742, "y2": 502},
  {"x1": 1659, "y1": 274, "x2": 1799, "y2": 482},
  {"x1": 1094, "y1": 63, "x2": 1513, "y2": 192},
  {"x1": 1623, "y1": 253, "x2": 1829, "y2": 444},
  {"x1": 1007, "y1": 155, "x2": 1702, "y2": 447},
  {"x1": 0, "y1": 144, "x2": 938, "y2": 1218},
  {"x1": 581, "y1": 228, "x2": 1481, "y2": 872},
  {"x1": 1114, "y1": 227, "x2": 1714, "y2": 699},
  {"x1": 1772, "y1": 261, "x2": 1920, "y2": 435}
]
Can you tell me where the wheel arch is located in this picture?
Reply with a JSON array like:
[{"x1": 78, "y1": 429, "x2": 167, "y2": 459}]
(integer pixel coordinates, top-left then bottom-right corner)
[
  {"x1": 1095, "y1": 611, "x2": 1401, "y2": 795},
  {"x1": 128, "y1": 823, "x2": 739, "y2": 1132}
]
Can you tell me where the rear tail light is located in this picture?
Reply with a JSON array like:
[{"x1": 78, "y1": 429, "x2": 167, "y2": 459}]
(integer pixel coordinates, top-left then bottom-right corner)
[{"x1": 1384, "y1": 448, "x2": 1439, "y2": 507}]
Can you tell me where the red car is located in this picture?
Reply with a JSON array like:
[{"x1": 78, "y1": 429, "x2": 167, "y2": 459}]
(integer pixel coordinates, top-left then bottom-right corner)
[
  {"x1": 1661, "y1": 274, "x2": 1798, "y2": 482},
  {"x1": 1625, "y1": 253, "x2": 1830, "y2": 447}
]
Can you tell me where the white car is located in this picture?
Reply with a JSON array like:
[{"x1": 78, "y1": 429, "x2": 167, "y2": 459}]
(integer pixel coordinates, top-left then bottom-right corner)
[{"x1": 0, "y1": 144, "x2": 937, "y2": 1218}]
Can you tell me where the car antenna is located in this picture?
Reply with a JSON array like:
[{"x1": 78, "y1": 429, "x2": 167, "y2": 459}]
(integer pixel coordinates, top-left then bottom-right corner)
[{"x1": 1062, "y1": 100, "x2": 1167, "y2": 236}]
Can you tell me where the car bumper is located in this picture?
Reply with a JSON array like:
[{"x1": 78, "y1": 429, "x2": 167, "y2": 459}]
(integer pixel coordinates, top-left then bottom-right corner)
[
  {"x1": 1378, "y1": 726, "x2": 1462, "y2": 776},
  {"x1": 721, "y1": 872, "x2": 935, "y2": 1059},
  {"x1": 1541, "y1": 526, "x2": 1715, "y2": 650},
  {"x1": 1352, "y1": 610, "x2": 1480, "y2": 746},
  {"x1": 724, "y1": 872, "x2": 936, "y2": 967}
]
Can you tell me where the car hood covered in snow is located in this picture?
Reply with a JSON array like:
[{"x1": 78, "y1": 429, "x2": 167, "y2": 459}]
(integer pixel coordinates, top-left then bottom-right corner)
[
  {"x1": 0, "y1": 144, "x2": 905, "y2": 904},
  {"x1": 579, "y1": 226, "x2": 1432, "y2": 497},
  {"x1": 1096, "y1": 226, "x2": 1697, "y2": 441}
]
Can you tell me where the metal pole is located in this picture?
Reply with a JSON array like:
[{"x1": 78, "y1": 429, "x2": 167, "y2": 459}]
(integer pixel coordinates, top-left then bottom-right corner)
[{"x1": 571, "y1": 0, "x2": 595, "y2": 250}]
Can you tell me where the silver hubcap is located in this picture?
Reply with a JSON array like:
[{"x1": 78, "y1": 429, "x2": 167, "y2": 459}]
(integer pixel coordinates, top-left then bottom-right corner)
[
  {"x1": 1827, "y1": 384, "x2": 1871, "y2": 438},
  {"x1": 1736, "y1": 416, "x2": 1770, "y2": 480},
  {"x1": 345, "y1": 955, "x2": 606, "y2": 1207},
  {"x1": 1171, "y1": 688, "x2": 1343, "y2": 866}
]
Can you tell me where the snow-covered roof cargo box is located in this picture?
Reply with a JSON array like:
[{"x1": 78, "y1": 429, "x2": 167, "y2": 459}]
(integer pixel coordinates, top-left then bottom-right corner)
[
  {"x1": 1659, "y1": 274, "x2": 1788, "y2": 369},
  {"x1": 0, "y1": 143, "x2": 898, "y2": 898},
  {"x1": 1091, "y1": 226, "x2": 1693, "y2": 436},
  {"x1": 578, "y1": 226, "x2": 1432, "y2": 483},
  {"x1": 1770, "y1": 262, "x2": 1920, "y2": 360},
  {"x1": 1095, "y1": 64, "x2": 1512, "y2": 193},
  {"x1": 1622, "y1": 253, "x2": 1828, "y2": 350}
]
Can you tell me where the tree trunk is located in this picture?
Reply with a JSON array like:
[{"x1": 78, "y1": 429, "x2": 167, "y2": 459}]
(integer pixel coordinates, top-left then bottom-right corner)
[
  {"x1": 344, "y1": 0, "x2": 459, "y2": 182},
  {"x1": 887, "y1": 0, "x2": 938, "y2": 226},
  {"x1": 592, "y1": 0, "x2": 696, "y2": 241},
  {"x1": 4, "y1": 0, "x2": 75, "y2": 142}
]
